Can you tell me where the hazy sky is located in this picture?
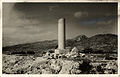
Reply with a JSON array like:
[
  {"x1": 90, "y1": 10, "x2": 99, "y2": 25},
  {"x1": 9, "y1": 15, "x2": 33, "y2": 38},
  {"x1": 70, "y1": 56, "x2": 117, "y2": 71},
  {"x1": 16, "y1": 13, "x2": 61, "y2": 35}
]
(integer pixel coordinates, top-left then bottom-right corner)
[{"x1": 3, "y1": 3, "x2": 118, "y2": 46}]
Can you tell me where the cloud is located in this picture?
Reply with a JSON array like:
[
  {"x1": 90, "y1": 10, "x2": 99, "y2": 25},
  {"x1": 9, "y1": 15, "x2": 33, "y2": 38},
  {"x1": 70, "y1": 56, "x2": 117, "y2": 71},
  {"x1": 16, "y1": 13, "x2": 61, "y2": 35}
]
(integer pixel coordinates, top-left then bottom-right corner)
[
  {"x1": 3, "y1": 3, "x2": 117, "y2": 46},
  {"x1": 74, "y1": 11, "x2": 88, "y2": 18},
  {"x1": 3, "y1": 3, "x2": 58, "y2": 46},
  {"x1": 49, "y1": 5, "x2": 59, "y2": 12},
  {"x1": 97, "y1": 19, "x2": 113, "y2": 25}
]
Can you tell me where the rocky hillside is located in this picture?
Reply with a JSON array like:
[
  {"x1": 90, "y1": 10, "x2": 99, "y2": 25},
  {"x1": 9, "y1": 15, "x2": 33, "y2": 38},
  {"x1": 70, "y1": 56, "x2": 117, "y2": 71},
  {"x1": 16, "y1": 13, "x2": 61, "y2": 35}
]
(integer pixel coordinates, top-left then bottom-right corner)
[
  {"x1": 74, "y1": 34, "x2": 117, "y2": 53},
  {"x1": 2, "y1": 33, "x2": 118, "y2": 74},
  {"x1": 3, "y1": 54, "x2": 93, "y2": 74},
  {"x1": 3, "y1": 34, "x2": 118, "y2": 55}
]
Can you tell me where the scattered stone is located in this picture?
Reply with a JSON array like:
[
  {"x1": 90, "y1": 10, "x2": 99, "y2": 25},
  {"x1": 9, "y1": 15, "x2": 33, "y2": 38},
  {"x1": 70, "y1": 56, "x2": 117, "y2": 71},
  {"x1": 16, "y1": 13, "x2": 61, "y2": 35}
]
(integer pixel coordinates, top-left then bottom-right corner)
[
  {"x1": 79, "y1": 53, "x2": 85, "y2": 57},
  {"x1": 2, "y1": 46, "x2": 118, "y2": 74},
  {"x1": 41, "y1": 68, "x2": 53, "y2": 74}
]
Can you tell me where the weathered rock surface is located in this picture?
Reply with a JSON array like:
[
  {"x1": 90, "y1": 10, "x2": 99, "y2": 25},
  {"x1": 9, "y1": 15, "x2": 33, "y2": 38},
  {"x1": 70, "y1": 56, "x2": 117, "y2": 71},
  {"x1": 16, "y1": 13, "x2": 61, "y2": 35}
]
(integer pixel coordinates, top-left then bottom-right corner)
[
  {"x1": 2, "y1": 46, "x2": 117, "y2": 74},
  {"x1": 59, "y1": 60, "x2": 82, "y2": 74},
  {"x1": 3, "y1": 54, "x2": 91, "y2": 74}
]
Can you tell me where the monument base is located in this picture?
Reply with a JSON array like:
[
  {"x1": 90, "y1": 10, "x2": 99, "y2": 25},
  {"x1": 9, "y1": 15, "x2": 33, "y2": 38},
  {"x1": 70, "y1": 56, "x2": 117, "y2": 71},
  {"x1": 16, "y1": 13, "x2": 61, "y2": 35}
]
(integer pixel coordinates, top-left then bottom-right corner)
[{"x1": 54, "y1": 49, "x2": 69, "y2": 55}]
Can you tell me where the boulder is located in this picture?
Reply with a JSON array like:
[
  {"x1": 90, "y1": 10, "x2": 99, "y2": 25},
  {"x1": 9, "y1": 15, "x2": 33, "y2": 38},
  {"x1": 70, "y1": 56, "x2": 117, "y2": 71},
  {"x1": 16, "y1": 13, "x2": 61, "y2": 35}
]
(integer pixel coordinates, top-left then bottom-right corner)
[
  {"x1": 41, "y1": 68, "x2": 53, "y2": 74},
  {"x1": 70, "y1": 47, "x2": 79, "y2": 58},
  {"x1": 59, "y1": 60, "x2": 82, "y2": 74}
]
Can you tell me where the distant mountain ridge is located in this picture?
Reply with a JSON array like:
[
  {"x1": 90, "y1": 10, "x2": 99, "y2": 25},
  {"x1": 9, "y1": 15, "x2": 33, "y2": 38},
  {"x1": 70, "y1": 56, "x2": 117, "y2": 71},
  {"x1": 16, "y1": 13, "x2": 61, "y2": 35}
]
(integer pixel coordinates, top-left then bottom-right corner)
[
  {"x1": 74, "y1": 34, "x2": 117, "y2": 53},
  {"x1": 3, "y1": 34, "x2": 118, "y2": 55}
]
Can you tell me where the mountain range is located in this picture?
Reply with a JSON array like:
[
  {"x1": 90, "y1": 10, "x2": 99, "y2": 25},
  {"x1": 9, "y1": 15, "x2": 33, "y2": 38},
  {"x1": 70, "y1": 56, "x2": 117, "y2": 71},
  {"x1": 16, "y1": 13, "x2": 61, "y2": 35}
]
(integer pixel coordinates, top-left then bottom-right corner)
[{"x1": 3, "y1": 34, "x2": 117, "y2": 55}]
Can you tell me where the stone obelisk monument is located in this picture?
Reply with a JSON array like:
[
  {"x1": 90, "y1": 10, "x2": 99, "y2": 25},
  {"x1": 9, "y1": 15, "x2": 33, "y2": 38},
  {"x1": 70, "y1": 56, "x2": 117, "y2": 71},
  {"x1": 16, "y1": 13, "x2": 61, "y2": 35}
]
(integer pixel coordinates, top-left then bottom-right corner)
[{"x1": 58, "y1": 18, "x2": 66, "y2": 50}]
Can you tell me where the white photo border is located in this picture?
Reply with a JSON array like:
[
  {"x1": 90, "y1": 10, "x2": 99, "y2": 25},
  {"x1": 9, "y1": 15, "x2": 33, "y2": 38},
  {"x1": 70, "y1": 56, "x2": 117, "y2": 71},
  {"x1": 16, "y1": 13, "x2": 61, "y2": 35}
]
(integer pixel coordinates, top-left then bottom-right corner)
[{"x1": 0, "y1": 0, "x2": 119, "y2": 77}]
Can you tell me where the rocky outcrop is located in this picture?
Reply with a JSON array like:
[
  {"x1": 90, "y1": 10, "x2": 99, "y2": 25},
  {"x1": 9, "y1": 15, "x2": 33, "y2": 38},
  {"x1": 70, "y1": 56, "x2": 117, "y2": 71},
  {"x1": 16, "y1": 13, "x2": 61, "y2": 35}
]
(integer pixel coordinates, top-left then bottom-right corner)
[
  {"x1": 74, "y1": 35, "x2": 88, "y2": 42},
  {"x1": 2, "y1": 53, "x2": 92, "y2": 74},
  {"x1": 2, "y1": 46, "x2": 118, "y2": 74},
  {"x1": 59, "y1": 60, "x2": 82, "y2": 74}
]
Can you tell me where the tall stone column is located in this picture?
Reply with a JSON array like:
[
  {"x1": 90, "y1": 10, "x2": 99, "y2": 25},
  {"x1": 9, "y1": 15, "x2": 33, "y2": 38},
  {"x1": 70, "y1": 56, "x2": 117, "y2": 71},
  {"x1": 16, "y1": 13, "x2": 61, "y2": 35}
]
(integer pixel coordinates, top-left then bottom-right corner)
[{"x1": 58, "y1": 18, "x2": 66, "y2": 50}]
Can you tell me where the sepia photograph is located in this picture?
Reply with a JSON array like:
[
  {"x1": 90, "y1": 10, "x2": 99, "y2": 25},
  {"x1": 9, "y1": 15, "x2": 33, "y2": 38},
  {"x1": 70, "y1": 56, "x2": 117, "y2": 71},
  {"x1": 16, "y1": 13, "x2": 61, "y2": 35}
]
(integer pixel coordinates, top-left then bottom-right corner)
[{"x1": 2, "y1": 2, "x2": 118, "y2": 74}]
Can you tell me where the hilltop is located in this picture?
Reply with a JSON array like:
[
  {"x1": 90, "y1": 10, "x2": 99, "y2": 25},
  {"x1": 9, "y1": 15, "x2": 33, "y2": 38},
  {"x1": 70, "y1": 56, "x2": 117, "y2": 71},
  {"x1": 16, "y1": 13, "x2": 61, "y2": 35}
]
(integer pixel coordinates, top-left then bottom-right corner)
[
  {"x1": 3, "y1": 34, "x2": 117, "y2": 56},
  {"x1": 2, "y1": 33, "x2": 118, "y2": 74}
]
